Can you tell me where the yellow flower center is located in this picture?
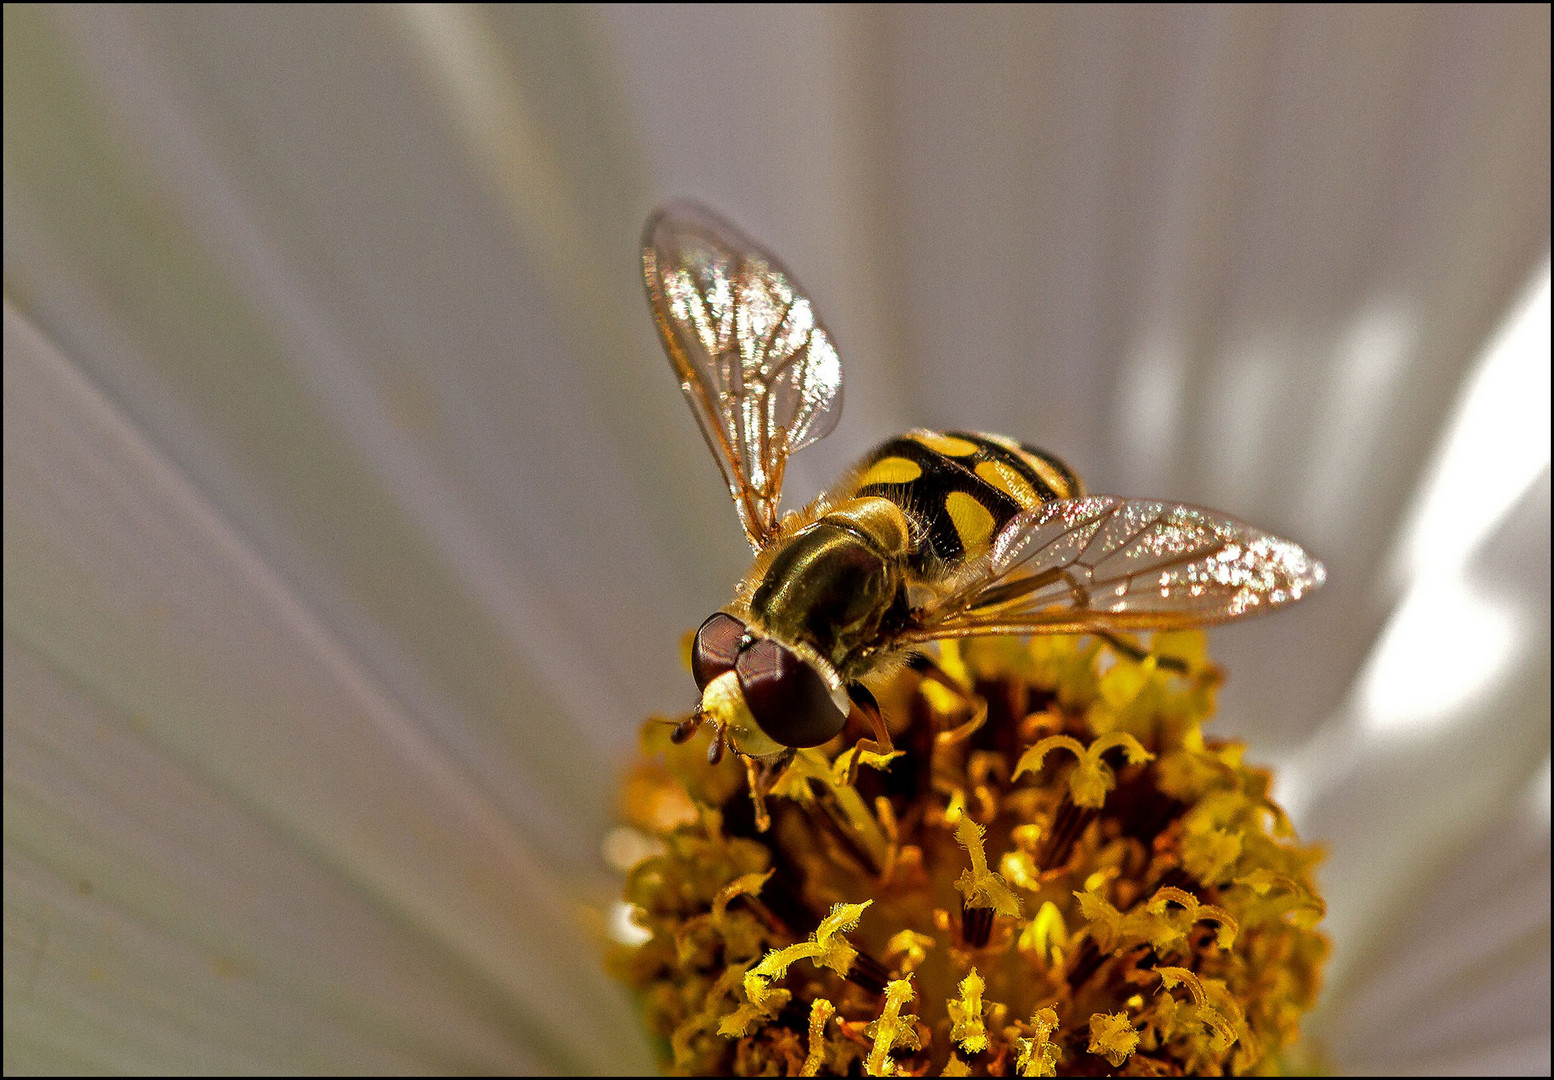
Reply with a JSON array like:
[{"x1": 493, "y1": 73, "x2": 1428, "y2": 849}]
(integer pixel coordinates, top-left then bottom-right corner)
[{"x1": 610, "y1": 631, "x2": 1328, "y2": 1075}]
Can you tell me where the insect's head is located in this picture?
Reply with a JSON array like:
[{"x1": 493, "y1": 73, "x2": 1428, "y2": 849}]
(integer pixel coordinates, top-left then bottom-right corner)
[{"x1": 691, "y1": 612, "x2": 850, "y2": 755}]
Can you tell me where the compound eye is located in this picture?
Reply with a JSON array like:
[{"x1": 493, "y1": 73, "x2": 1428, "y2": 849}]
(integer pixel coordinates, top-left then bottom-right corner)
[
  {"x1": 734, "y1": 639, "x2": 847, "y2": 748},
  {"x1": 691, "y1": 612, "x2": 747, "y2": 690}
]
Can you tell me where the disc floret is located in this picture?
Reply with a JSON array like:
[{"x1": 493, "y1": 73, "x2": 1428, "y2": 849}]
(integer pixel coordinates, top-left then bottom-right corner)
[{"x1": 610, "y1": 631, "x2": 1328, "y2": 1075}]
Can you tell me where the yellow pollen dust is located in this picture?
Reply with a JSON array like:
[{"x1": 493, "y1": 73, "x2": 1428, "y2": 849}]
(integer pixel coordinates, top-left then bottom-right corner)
[{"x1": 609, "y1": 630, "x2": 1329, "y2": 1076}]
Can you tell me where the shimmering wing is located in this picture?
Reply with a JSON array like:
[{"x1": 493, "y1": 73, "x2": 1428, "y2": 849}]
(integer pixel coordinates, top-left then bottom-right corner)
[
  {"x1": 643, "y1": 203, "x2": 843, "y2": 550},
  {"x1": 901, "y1": 496, "x2": 1326, "y2": 642}
]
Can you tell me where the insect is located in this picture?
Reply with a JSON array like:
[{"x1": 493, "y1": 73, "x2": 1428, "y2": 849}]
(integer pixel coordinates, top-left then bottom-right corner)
[{"x1": 643, "y1": 203, "x2": 1324, "y2": 813}]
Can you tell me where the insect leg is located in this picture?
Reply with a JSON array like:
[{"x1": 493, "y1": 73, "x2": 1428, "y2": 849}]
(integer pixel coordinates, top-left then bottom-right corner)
[
  {"x1": 740, "y1": 757, "x2": 768, "y2": 831},
  {"x1": 1092, "y1": 630, "x2": 1191, "y2": 675},
  {"x1": 743, "y1": 748, "x2": 797, "y2": 833},
  {"x1": 843, "y1": 682, "x2": 894, "y2": 785},
  {"x1": 906, "y1": 652, "x2": 988, "y2": 746}
]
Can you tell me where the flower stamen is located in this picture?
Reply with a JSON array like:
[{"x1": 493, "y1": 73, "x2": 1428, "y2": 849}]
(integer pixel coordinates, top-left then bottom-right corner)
[
  {"x1": 800, "y1": 998, "x2": 834, "y2": 1077},
  {"x1": 612, "y1": 631, "x2": 1329, "y2": 1075},
  {"x1": 864, "y1": 978, "x2": 920, "y2": 1076}
]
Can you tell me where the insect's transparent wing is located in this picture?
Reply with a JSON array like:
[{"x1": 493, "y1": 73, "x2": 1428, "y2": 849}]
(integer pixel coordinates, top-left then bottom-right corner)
[
  {"x1": 904, "y1": 496, "x2": 1326, "y2": 641},
  {"x1": 643, "y1": 203, "x2": 843, "y2": 549}
]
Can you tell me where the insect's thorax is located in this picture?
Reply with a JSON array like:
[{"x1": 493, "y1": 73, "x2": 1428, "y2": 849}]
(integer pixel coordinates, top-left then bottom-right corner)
[
  {"x1": 743, "y1": 430, "x2": 1082, "y2": 678},
  {"x1": 745, "y1": 496, "x2": 911, "y2": 679}
]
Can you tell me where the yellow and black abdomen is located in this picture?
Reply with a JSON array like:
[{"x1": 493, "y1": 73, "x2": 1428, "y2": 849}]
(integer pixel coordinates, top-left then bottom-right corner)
[{"x1": 849, "y1": 429, "x2": 1083, "y2": 572}]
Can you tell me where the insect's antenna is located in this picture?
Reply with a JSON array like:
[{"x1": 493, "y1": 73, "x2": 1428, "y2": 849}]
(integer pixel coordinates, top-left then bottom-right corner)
[
  {"x1": 706, "y1": 725, "x2": 726, "y2": 765},
  {"x1": 670, "y1": 706, "x2": 705, "y2": 745}
]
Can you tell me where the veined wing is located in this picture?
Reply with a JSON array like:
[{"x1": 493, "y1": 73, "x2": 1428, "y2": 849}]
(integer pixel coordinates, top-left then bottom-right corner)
[
  {"x1": 901, "y1": 496, "x2": 1326, "y2": 641},
  {"x1": 643, "y1": 203, "x2": 843, "y2": 550}
]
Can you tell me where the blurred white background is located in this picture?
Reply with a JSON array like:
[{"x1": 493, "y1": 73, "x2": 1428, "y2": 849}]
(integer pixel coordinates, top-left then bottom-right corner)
[{"x1": 5, "y1": 5, "x2": 1548, "y2": 1074}]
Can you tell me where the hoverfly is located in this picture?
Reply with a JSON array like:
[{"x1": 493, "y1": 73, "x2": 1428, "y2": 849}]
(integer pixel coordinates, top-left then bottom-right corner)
[{"x1": 644, "y1": 203, "x2": 1324, "y2": 810}]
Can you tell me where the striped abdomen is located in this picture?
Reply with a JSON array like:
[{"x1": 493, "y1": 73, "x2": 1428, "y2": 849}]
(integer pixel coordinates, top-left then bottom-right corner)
[{"x1": 849, "y1": 429, "x2": 1083, "y2": 572}]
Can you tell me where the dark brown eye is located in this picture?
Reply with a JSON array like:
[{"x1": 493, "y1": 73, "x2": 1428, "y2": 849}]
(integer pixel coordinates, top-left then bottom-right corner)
[
  {"x1": 691, "y1": 612, "x2": 747, "y2": 690},
  {"x1": 734, "y1": 639, "x2": 847, "y2": 748}
]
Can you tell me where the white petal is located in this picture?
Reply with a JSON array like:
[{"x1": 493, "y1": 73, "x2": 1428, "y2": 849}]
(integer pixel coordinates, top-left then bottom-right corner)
[
  {"x1": 1313, "y1": 766, "x2": 1551, "y2": 1074},
  {"x1": 7, "y1": 2, "x2": 1550, "y2": 1072},
  {"x1": 4, "y1": 307, "x2": 651, "y2": 1073},
  {"x1": 6, "y1": 638, "x2": 552, "y2": 1074}
]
